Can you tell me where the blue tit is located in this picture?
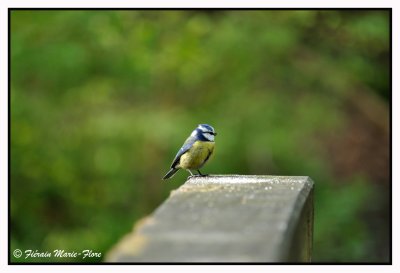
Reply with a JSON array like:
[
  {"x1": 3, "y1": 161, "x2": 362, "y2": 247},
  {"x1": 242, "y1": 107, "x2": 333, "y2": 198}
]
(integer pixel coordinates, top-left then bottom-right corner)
[{"x1": 163, "y1": 124, "x2": 217, "y2": 180}]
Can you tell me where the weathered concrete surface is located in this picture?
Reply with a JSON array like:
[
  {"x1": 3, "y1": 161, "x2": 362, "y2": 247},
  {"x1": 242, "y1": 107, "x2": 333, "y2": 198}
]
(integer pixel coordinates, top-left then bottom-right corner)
[{"x1": 106, "y1": 175, "x2": 314, "y2": 263}]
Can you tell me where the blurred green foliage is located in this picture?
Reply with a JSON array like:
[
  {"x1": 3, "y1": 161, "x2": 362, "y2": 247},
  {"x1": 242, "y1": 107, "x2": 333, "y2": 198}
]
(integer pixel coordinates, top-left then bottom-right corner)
[{"x1": 10, "y1": 10, "x2": 390, "y2": 263}]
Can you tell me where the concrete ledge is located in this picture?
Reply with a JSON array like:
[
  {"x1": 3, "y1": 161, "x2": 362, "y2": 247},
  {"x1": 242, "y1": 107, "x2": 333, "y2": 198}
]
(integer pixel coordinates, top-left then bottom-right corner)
[{"x1": 106, "y1": 175, "x2": 314, "y2": 263}]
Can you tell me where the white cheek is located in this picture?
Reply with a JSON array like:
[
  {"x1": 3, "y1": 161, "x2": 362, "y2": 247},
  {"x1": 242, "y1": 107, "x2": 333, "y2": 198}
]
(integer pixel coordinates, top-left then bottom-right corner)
[
  {"x1": 190, "y1": 130, "x2": 197, "y2": 137},
  {"x1": 203, "y1": 133, "x2": 214, "y2": 141}
]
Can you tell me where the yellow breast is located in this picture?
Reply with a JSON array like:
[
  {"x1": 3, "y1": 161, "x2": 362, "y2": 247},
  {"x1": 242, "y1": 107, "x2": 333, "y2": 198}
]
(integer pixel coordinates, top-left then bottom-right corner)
[{"x1": 179, "y1": 141, "x2": 215, "y2": 170}]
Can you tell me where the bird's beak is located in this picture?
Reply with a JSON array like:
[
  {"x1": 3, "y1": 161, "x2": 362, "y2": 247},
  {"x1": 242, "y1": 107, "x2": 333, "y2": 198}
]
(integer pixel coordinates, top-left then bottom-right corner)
[{"x1": 213, "y1": 132, "x2": 217, "y2": 136}]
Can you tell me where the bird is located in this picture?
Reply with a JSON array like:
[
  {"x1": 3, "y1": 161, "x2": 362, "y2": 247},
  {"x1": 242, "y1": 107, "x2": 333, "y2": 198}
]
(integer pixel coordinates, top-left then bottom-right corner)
[{"x1": 163, "y1": 124, "x2": 217, "y2": 180}]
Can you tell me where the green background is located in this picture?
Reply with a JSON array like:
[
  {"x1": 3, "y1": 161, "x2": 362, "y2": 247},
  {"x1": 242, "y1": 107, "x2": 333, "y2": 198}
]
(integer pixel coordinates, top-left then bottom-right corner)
[{"x1": 10, "y1": 10, "x2": 390, "y2": 263}]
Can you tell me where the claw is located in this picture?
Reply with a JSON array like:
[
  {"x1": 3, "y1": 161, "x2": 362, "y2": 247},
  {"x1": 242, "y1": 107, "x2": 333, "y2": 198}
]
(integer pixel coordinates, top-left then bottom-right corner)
[{"x1": 197, "y1": 170, "x2": 209, "y2": 177}]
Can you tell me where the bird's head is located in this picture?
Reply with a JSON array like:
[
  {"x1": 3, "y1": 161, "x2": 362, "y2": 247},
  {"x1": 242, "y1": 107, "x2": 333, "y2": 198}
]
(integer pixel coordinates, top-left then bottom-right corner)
[{"x1": 191, "y1": 124, "x2": 217, "y2": 142}]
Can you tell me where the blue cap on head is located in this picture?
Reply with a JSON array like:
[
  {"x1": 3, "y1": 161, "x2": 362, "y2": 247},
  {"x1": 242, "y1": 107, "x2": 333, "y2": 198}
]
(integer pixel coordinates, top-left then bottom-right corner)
[{"x1": 197, "y1": 124, "x2": 215, "y2": 133}]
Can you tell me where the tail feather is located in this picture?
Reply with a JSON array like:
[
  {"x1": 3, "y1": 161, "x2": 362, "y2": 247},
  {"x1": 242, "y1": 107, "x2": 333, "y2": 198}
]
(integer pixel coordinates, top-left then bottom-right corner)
[{"x1": 162, "y1": 168, "x2": 179, "y2": 180}]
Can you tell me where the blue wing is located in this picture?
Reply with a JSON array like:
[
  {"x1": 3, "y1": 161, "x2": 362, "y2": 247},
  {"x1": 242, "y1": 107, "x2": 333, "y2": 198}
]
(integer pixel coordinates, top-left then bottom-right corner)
[{"x1": 170, "y1": 136, "x2": 196, "y2": 169}]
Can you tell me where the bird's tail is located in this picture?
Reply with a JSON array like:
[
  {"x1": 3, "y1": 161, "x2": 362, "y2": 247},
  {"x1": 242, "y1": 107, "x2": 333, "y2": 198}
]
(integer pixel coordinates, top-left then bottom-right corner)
[{"x1": 162, "y1": 168, "x2": 179, "y2": 180}]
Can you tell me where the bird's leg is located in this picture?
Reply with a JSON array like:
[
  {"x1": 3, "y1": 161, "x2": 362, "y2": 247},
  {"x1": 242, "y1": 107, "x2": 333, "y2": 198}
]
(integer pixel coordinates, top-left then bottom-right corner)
[
  {"x1": 187, "y1": 169, "x2": 195, "y2": 178},
  {"x1": 197, "y1": 170, "x2": 208, "y2": 177}
]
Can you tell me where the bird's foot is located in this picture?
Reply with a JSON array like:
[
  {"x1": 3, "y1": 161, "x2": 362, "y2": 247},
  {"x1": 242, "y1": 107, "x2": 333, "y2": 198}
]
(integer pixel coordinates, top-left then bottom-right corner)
[
  {"x1": 197, "y1": 170, "x2": 209, "y2": 177},
  {"x1": 188, "y1": 174, "x2": 208, "y2": 179}
]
